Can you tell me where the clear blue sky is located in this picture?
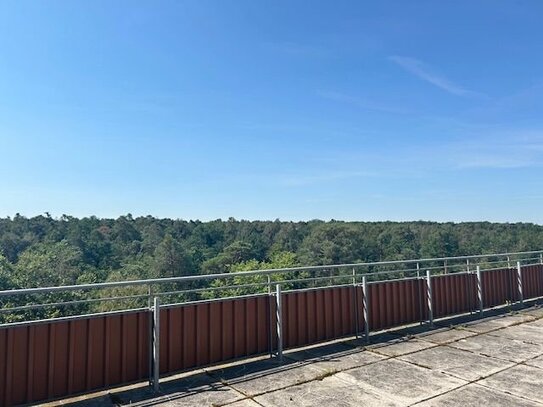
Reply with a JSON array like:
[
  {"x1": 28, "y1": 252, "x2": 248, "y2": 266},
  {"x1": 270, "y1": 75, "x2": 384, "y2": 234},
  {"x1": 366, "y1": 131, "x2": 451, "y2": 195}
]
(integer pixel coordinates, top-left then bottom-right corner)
[{"x1": 1, "y1": 1, "x2": 542, "y2": 223}]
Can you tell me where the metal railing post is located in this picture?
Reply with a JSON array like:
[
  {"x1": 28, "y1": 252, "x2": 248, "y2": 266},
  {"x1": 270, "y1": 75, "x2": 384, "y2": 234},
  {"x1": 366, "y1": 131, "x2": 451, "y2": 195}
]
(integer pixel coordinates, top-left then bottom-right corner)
[
  {"x1": 476, "y1": 266, "x2": 483, "y2": 315},
  {"x1": 352, "y1": 268, "x2": 359, "y2": 339},
  {"x1": 275, "y1": 284, "x2": 283, "y2": 361},
  {"x1": 426, "y1": 270, "x2": 433, "y2": 327},
  {"x1": 152, "y1": 297, "x2": 160, "y2": 392},
  {"x1": 416, "y1": 262, "x2": 420, "y2": 278},
  {"x1": 517, "y1": 261, "x2": 524, "y2": 306},
  {"x1": 507, "y1": 256, "x2": 511, "y2": 269},
  {"x1": 466, "y1": 258, "x2": 470, "y2": 273},
  {"x1": 362, "y1": 276, "x2": 370, "y2": 343},
  {"x1": 267, "y1": 274, "x2": 272, "y2": 294},
  {"x1": 539, "y1": 253, "x2": 543, "y2": 265}
]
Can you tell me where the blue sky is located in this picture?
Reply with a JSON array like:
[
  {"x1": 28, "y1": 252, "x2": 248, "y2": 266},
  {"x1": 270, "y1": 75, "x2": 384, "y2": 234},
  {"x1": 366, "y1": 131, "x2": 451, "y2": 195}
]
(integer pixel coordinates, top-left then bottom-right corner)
[{"x1": 1, "y1": 1, "x2": 542, "y2": 223}]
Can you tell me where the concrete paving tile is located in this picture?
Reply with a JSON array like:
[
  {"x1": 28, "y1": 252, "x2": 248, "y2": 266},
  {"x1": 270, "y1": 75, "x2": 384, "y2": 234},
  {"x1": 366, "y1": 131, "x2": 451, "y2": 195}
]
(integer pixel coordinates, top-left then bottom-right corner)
[
  {"x1": 527, "y1": 317, "x2": 543, "y2": 327},
  {"x1": 254, "y1": 375, "x2": 401, "y2": 407},
  {"x1": 370, "y1": 339, "x2": 437, "y2": 357},
  {"x1": 448, "y1": 333, "x2": 543, "y2": 362},
  {"x1": 336, "y1": 358, "x2": 467, "y2": 405},
  {"x1": 227, "y1": 399, "x2": 262, "y2": 407},
  {"x1": 522, "y1": 307, "x2": 543, "y2": 319},
  {"x1": 399, "y1": 345, "x2": 514, "y2": 381},
  {"x1": 415, "y1": 383, "x2": 542, "y2": 407},
  {"x1": 111, "y1": 380, "x2": 244, "y2": 407},
  {"x1": 488, "y1": 323, "x2": 543, "y2": 345},
  {"x1": 460, "y1": 314, "x2": 534, "y2": 333},
  {"x1": 208, "y1": 358, "x2": 327, "y2": 397},
  {"x1": 479, "y1": 364, "x2": 543, "y2": 403},
  {"x1": 524, "y1": 355, "x2": 543, "y2": 369},
  {"x1": 286, "y1": 342, "x2": 386, "y2": 372},
  {"x1": 416, "y1": 328, "x2": 477, "y2": 344}
]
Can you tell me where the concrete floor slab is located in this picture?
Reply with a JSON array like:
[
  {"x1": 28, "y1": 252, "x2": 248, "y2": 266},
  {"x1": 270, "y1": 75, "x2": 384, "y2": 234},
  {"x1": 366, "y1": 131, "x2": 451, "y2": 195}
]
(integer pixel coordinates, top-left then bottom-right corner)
[
  {"x1": 479, "y1": 364, "x2": 543, "y2": 403},
  {"x1": 524, "y1": 355, "x2": 543, "y2": 369},
  {"x1": 285, "y1": 342, "x2": 386, "y2": 372},
  {"x1": 415, "y1": 383, "x2": 542, "y2": 407},
  {"x1": 460, "y1": 314, "x2": 534, "y2": 333},
  {"x1": 448, "y1": 333, "x2": 543, "y2": 362},
  {"x1": 399, "y1": 345, "x2": 513, "y2": 381},
  {"x1": 369, "y1": 339, "x2": 436, "y2": 357},
  {"x1": 207, "y1": 358, "x2": 326, "y2": 397},
  {"x1": 522, "y1": 307, "x2": 543, "y2": 319},
  {"x1": 336, "y1": 358, "x2": 467, "y2": 405},
  {"x1": 488, "y1": 323, "x2": 543, "y2": 345},
  {"x1": 254, "y1": 375, "x2": 401, "y2": 407},
  {"x1": 227, "y1": 399, "x2": 262, "y2": 407},
  {"x1": 416, "y1": 328, "x2": 477, "y2": 344}
]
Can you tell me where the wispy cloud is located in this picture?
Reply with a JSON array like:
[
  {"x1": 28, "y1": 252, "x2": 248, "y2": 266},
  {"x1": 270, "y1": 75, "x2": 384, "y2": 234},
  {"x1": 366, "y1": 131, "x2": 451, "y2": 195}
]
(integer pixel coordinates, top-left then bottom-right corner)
[
  {"x1": 317, "y1": 90, "x2": 409, "y2": 114},
  {"x1": 389, "y1": 56, "x2": 486, "y2": 98}
]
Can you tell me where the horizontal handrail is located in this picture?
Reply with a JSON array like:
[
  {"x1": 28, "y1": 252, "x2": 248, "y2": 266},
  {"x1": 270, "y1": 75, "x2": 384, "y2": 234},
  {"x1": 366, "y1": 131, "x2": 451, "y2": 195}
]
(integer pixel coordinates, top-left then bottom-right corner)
[
  {"x1": 0, "y1": 250, "x2": 541, "y2": 325},
  {"x1": 1, "y1": 249, "x2": 541, "y2": 297}
]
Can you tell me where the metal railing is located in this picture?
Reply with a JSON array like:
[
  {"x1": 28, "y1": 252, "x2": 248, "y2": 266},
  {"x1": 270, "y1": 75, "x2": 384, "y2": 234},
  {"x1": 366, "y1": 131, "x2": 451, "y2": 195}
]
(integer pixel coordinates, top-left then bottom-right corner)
[{"x1": 0, "y1": 249, "x2": 542, "y2": 325}]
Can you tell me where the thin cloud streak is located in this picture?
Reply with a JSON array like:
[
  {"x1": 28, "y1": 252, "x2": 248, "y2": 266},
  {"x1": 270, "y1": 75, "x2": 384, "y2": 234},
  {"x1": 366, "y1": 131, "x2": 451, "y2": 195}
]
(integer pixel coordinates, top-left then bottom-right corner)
[{"x1": 389, "y1": 56, "x2": 486, "y2": 98}]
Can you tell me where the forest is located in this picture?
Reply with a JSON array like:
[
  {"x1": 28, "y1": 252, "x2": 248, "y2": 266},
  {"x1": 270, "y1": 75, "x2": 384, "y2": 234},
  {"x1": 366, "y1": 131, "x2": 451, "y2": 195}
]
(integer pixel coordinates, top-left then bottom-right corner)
[{"x1": 0, "y1": 214, "x2": 542, "y2": 321}]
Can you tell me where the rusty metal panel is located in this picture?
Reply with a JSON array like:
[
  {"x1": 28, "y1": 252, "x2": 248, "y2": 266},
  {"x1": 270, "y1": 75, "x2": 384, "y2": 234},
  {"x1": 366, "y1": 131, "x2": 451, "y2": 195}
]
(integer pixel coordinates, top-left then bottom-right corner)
[
  {"x1": 159, "y1": 295, "x2": 272, "y2": 377},
  {"x1": 481, "y1": 268, "x2": 517, "y2": 307},
  {"x1": 522, "y1": 265, "x2": 543, "y2": 299},
  {"x1": 281, "y1": 286, "x2": 360, "y2": 349},
  {"x1": 0, "y1": 311, "x2": 150, "y2": 407},
  {"x1": 432, "y1": 274, "x2": 477, "y2": 318},
  {"x1": 368, "y1": 279, "x2": 427, "y2": 331}
]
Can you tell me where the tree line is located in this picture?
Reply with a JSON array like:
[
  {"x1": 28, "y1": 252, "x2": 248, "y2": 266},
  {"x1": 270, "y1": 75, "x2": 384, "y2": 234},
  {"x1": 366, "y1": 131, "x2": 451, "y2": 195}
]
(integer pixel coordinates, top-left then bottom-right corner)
[{"x1": 0, "y1": 214, "x2": 542, "y2": 321}]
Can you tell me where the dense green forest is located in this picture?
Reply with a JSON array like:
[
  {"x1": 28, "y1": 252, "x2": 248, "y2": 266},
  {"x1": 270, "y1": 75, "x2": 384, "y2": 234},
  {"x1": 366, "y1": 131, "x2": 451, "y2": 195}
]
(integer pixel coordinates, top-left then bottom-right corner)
[{"x1": 0, "y1": 214, "x2": 542, "y2": 321}]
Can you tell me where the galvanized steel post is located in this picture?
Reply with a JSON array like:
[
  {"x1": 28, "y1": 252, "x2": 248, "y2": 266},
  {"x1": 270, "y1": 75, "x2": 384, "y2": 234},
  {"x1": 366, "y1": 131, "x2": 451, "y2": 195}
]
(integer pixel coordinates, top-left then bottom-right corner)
[
  {"x1": 466, "y1": 258, "x2": 470, "y2": 273},
  {"x1": 352, "y1": 268, "x2": 359, "y2": 338},
  {"x1": 426, "y1": 270, "x2": 433, "y2": 327},
  {"x1": 362, "y1": 276, "x2": 370, "y2": 343},
  {"x1": 476, "y1": 266, "x2": 483, "y2": 315},
  {"x1": 517, "y1": 261, "x2": 524, "y2": 305},
  {"x1": 540, "y1": 253, "x2": 543, "y2": 265},
  {"x1": 275, "y1": 284, "x2": 283, "y2": 361},
  {"x1": 152, "y1": 296, "x2": 160, "y2": 392},
  {"x1": 416, "y1": 262, "x2": 420, "y2": 278}
]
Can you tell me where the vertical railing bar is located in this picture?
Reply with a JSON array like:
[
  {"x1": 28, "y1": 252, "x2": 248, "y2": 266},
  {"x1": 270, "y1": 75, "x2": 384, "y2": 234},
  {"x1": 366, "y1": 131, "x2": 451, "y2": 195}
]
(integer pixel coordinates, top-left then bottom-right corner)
[
  {"x1": 152, "y1": 296, "x2": 160, "y2": 392},
  {"x1": 517, "y1": 261, "x2": 524, "y2": 306},
  {"x1": 352, "y1": 268, "x2": 359, "y2": 339},
  {"x1": 362, "y1": 276, "x2": 369, "y2": 343},
  {"x1": 147, "y1": 284, "x2": 153, "y2": 387},
  {"x1": 476, "y1": 266, "x2": 483, "y2": 315},
  {"x1": 426, "y1": 270, "x2": 433, "y2": 327},
  {"x1": 268, "y1": 273, "x2": 273, "y2": 358},
  {"x1": 466, "y1": 258, "x2": 470, "y2": 273},
  {"x1": 275, "y1": 284, "x2": 283, "y2": 361}
]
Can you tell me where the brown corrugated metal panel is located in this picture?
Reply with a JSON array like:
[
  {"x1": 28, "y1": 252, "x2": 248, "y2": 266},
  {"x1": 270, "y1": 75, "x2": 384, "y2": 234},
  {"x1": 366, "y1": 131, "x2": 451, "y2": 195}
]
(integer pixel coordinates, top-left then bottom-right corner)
[
  {"x1": 281, "y1": 286, "x2": 362, "y2": 349},
  {"x1": 159, "y1": 295, "x2": 273, "y2": 376},
  {"x1": 0, "y1": 311, "x2": 149, "y2": 407},
  {"x1": 432, "y1": 274, "x2": 477, "y2": 318},
  {"x1": 522, "y1": 265, "x2": 543, "y2": 300},
  {"x1": 368, "y1": 279, "x2": 427, "y2": 331},
  {"x1": 481, "y1": 268, "x2": 516, "y2": 307}
]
